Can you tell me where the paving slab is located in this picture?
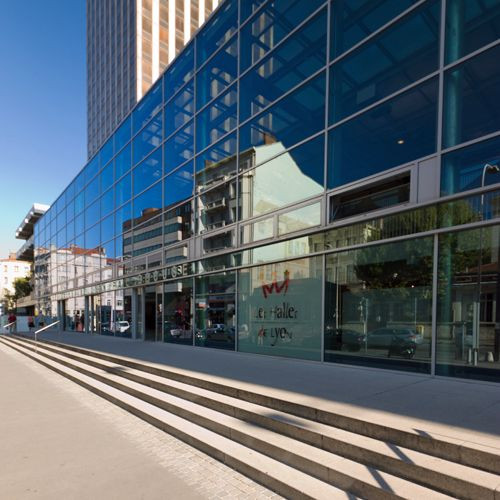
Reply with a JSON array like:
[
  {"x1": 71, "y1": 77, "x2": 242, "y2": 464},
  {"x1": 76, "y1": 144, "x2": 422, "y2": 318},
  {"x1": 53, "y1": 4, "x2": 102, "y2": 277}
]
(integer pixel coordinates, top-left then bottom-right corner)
[
  {"x1": 16, "y1": 330, "x2": 500, "y2": 452},
  {"x1": 0, "y1": 342, "x2": 281, "y2": 500}
]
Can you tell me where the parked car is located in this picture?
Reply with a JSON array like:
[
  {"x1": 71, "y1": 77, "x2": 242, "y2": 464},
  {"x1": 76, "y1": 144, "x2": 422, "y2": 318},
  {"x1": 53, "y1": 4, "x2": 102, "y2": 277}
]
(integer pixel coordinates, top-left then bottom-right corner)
[
  {"x1": 115, "y1": 320, "x2": 130, "y2": 333},
  {"x1": 205, "y1": 324, "x2": 234, "y2": 343},
  {"x1": 367, "y1": 327, "x2": 422, "y2": 359},
  {"x1": 324, "y1": 326, "x2": 366, "y2": 352}
]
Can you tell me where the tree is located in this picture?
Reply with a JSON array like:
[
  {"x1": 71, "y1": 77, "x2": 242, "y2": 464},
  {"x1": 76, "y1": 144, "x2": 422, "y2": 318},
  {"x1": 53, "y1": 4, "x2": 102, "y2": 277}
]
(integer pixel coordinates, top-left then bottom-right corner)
[
  {"x1": 0, "y1": 275, "x2": 33, "y2": 313},
  {"x1": 2, "y1": 288, "x2": 16, "y2": 313},
  {"x1": 12, "y1": 274, "x2": 33, "y2": 300}
]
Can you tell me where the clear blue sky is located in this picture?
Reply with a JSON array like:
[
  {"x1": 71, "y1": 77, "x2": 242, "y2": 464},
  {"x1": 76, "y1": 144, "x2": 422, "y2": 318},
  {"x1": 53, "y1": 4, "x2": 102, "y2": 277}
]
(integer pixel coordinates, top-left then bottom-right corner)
[{"x1": 0, "y1": 0, "x2": 86, "y2": 257}]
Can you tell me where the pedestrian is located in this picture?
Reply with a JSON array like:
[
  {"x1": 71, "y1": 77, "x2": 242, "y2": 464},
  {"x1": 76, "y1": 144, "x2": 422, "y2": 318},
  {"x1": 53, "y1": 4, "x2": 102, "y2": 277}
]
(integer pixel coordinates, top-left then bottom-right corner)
[
  {"x1": 28, "y1": 316, "x2": 35, "y2": 331},
  {"x1": 7, "y1": 312, "x2": 17, "y2": 333}
]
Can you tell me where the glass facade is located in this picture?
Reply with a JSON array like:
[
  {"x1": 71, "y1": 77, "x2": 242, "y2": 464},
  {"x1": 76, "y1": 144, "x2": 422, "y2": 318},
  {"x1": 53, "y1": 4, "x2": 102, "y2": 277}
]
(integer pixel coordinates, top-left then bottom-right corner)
[{"x1": 35, "y1": 0, "x2": 500, "y2": 382}]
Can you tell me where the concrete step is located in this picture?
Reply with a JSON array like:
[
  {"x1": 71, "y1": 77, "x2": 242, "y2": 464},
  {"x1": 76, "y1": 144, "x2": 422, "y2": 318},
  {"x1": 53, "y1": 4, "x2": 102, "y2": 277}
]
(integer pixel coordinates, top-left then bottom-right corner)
[
  {"x1": 0, "y1": 337, "x2": 351, "y2": 500},
  {"x1": 11, "y1": 334, "x2": 500, "y2": 477},
  {"x1": 4, "y1": 335, "x2": 499, "y2": 500},
  {"x1": 1, "y1": 336, "x2": 458, "y2": 500},
  {"x1": 6, "y1": 336, "x2": 500, "y2": 499}
]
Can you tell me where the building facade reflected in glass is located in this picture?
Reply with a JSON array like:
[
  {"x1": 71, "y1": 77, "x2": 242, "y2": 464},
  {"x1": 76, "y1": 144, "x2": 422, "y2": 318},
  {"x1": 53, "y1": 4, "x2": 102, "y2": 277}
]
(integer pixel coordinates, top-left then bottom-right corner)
[{"x1": 35, "y1": 0, "x2": 500, "y2": 383}]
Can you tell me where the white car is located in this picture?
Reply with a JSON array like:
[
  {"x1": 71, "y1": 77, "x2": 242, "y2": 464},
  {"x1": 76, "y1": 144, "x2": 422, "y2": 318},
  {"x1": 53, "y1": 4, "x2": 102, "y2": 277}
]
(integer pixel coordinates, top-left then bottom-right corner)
[{"x1": 116, "y1": 321, "x2": 130, "y2": 333}]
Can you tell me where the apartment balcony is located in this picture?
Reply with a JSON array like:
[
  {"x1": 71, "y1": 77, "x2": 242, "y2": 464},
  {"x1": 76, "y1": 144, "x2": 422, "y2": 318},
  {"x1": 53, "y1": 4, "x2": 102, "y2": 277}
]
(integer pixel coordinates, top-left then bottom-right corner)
[
  {"x1": 201, "y1": 220, "x2": 226, "y2": 233},
  {"x1": 16, "y1": 235, "x2": 34, "y2": 261},
  {"x1": 204, "y1": 197, "x2": 227, "y2": 212}
]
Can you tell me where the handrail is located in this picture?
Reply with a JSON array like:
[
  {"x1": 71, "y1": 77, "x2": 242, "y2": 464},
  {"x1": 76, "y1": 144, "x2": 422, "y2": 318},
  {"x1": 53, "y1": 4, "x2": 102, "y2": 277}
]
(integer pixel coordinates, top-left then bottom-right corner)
[
  {"x1": 3, "y1": 320, "x2": 16, "y2": 333},
  {"x1": 34, "y1": 320, "x2": 59, "y2": 353}
]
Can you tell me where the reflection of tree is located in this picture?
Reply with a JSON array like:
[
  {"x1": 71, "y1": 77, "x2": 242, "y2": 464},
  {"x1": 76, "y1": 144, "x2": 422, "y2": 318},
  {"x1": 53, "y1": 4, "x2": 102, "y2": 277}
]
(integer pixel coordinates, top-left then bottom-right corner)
[
  {"x1": 352, "y1": 198, "x2": 487, "y2": 327},
  {"x1": 437, "y1": 229, "x2": 487, "y2": 324},
  {"x1": 353, "y1": 207, "x2": 436, "y2": 303},
  {"x1": 356, "y1": 198, "x2": 484, "y2": 294},
  {"x1": 354, "y1": 239, "x2": 433, "y2": 299}
]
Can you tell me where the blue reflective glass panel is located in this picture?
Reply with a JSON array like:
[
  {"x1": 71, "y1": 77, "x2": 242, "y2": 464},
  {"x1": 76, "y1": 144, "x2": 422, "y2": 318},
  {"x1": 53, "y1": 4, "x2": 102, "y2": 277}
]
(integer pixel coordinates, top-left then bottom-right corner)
[
  {"x1": 240, "y1": 0, "x2": 325, "y2": 71},
  {"x1": 85, "y1": 223, "x2": 100, "y2": 249},
  {"x1": 56, "y1": 211, "x2": 66, "y2": 233},
  {"x1": 115, "y1": 143, "x2": 132, "y2": 179},
  {"x1": 331, "y1": 0, "x2": 419, "y2": 59},
  {"x1": 85, "y1": 199, "x2": 100, "y2": 228},
  {"x1": 240, "y1": 72, "x2": 326, "y2": 158},
  {"x1": 65, "y1": 181, "x2": 75, "y2": 205},
  {"x1": 443, "y1": 45, "x2": 500, "y2": 149},
  {"x1": 240, "y1": 8, "x2": 327, "y2": 122},
  {"x1": 100, "y1": 136, "x2": 114, "y2": 167},
  {"x1": 328, "y1": 78, "x2": 438, "y2": 188},
  {"x1": 85, "y1": 156, "x2": 100, "y2": 184},
  {"x1": 197, "y1": 0, "x2": 237, "y2": 66},
  {"x1": 66, "y1": 200, "x2": 75, "y2": 223},
  {"x1": 445, "y1": 0, "x2": 500, "y2": 64},
  {"x1": 100, "y1": 188, "x2": 114, "y2": 218},
  {"x1": 115, "y1": 202, "x2": 131, "y2": 235},
  {"x1": 195, "y1": 133, "x2": 237, "y2": 190},
  {"x1": 196, "y1": 132, "x2": 237, "y2": 172},
  {"x1": 115, "y1": 235, "x2": 129, "y2": 260},
  {"x1": 55, "y1": 195, "x2": 64, "y2": 214},
  {"x1": 75, "y1": 233, "x2": 84, "y2": 250},
  {"x1": 100, "y1": 161, "x2": 114, "y2": 191},
  {"x1": 164, "y1": 121, "x2": 194, "y2": 175},
  {"x1": 101, "y1": 213, "x2": 114, "y2": 242},
  {"x1": 85, "y1": 176, "x2": 100, "y2": 206},
  {"x1": 57, "y1": 229, "x2": 65, "y2": 249},
  {"x1": 196, "y1": 86, "x2": 237, "y2": 151},
  {"x1": 164, "y1": 80, "x2": 194, "y2": 138},
  {"x1": 133, "y1": 181, "x2": 162, "y2": 220},
  {"x1": 101, "y1": 238, "x2": 115, "y2": 259},
  {"x1": 66, "y1": 218, "x2": 75, "y2": 242},
  {"x1": 240, "y1": 0, "x2": 267, "y2": 21},
  {"x1": 133, "y1": 112, "x2": 162, "y2": 165},
  {"x1": 75, "y1": 191, "x2": 84, "y2": 214},
  {"x1": 115, "y1": 115, "x2": 131, "y2": 152},
  {"x1": 329, "y1": 0, "x2": 440, "y2": 124},
  {"x1": 132, "y1": 81, "x2": 162, "y2": 134},
  {"x1": 115, "y1": 172, "x2": 131, "y2": 207},
  {"x1": 164, "y1": 42, "x2": 194, "y2": 99},
  {"x1": 133, "y1": 147, "x2": 162, "y2": 196},
  {"x1": 197, "y1": 38, "x2": 238, "y2": 110},
  {"x1": 165, "y1": 161, "x2": 194, "y2": 207},
  {"x1": 441, "y1": 135, "x2": 500, "y2": 196}
]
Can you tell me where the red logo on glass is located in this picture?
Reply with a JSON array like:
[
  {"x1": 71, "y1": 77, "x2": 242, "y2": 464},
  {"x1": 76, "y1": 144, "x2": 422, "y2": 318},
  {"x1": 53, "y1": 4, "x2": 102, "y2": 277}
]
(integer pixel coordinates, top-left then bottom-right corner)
[{"x1": 261, "y1": 270, "x2": 290, "y2": 299}]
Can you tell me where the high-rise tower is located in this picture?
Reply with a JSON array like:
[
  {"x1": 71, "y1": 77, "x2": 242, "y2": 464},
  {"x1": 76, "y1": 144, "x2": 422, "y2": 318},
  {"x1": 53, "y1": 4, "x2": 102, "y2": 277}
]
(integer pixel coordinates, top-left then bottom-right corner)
[{"x1": 86, "y1": 0, "x2": 218, "y2": 158}]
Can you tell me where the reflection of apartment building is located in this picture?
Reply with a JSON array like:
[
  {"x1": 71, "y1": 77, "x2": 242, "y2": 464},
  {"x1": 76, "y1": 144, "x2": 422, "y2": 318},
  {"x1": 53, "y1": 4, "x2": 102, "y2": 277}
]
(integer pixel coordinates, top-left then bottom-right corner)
[
  {"x1": 35, "y1": 245, "x2": 120, "y2": 318},
  {"x1": 123, "y1": 199, "x2": 192, "y2": 271},
  {"x1": 87, "y1": 0, "x2": 218, "y2": 157}
]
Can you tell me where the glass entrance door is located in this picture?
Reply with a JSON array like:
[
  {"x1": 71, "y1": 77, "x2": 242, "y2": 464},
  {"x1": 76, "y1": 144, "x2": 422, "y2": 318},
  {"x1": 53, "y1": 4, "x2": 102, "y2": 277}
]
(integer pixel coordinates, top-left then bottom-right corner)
[
  {"x1": 144, "y1": 286, "x2": 157, "y2": 341},
  {"x1": 144, "y1": 285, "x2": 163, "y2": 341}
]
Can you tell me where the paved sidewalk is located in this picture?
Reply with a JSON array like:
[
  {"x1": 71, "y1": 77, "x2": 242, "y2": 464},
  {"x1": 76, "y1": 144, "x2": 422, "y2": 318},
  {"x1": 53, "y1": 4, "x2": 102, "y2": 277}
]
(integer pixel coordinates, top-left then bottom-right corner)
[
  {"x1": 15, "y1": 330, "x2": 500, "y2": 452},
  {"x1": 0, "y1": 342, "x2": 281, "y2": 500}
]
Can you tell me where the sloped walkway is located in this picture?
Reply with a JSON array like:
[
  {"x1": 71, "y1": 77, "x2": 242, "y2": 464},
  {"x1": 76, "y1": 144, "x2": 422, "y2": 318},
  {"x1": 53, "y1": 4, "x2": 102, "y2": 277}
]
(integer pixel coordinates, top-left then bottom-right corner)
[{"x1": 17, "y1": 330, "x2": 500, "y2": 454}]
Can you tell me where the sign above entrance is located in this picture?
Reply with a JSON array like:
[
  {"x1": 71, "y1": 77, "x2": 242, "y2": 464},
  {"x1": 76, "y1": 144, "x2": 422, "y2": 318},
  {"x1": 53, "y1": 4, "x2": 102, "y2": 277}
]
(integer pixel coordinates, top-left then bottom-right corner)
[
  {"x1": 124, "y1": 262, "x2": 195, "y2": 287},
  {"x1": 51, "y1": 262, "x2": 196, "y2": 301}
]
